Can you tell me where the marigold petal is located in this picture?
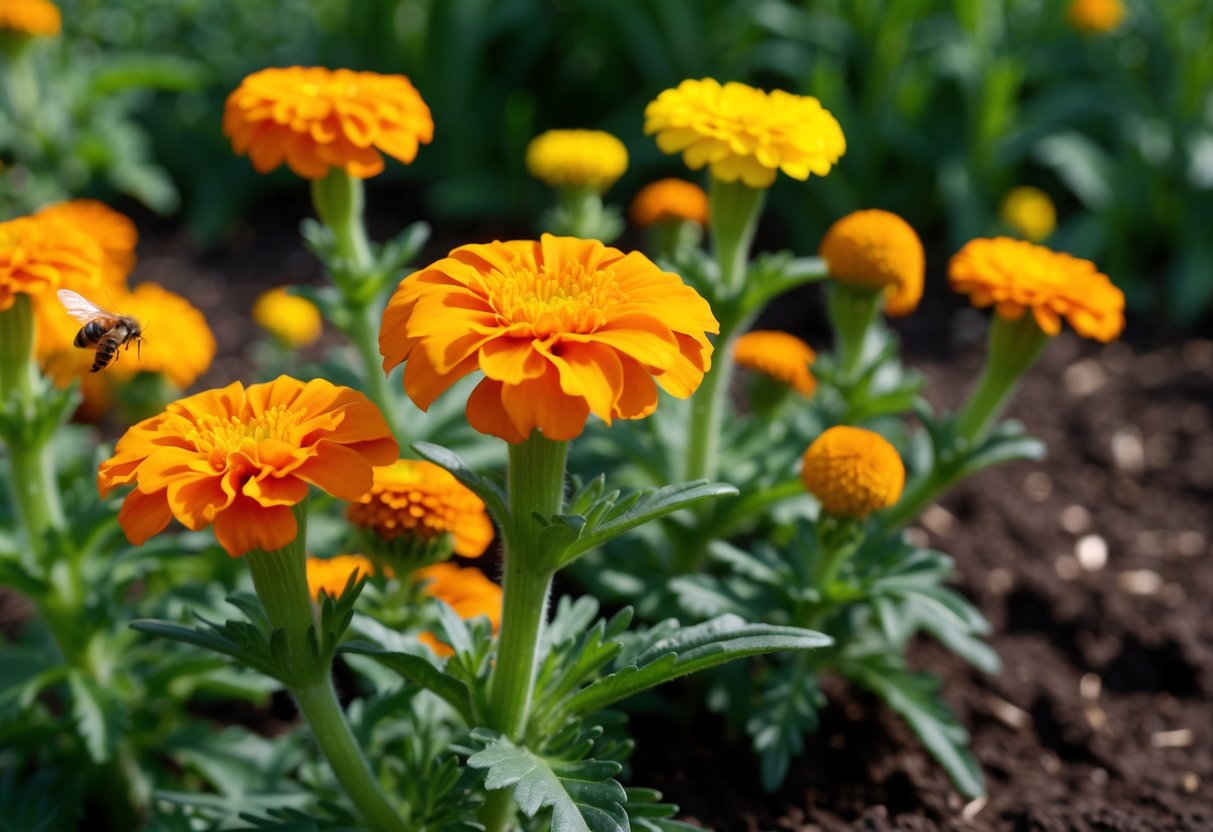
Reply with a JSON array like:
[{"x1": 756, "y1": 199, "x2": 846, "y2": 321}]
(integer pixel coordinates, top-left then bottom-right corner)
[
  {"x1": 466, "y1": 379, "x2": 528, "y2": 443},
  {"x1": 211, "y1": 499, "x2": 297, "y2": 558},
  {"x1": 296, "y1": 440, "x2": 377, "y2": 501},
  {"x1": 118, "y1": 489, "x2": 174, "y2": 546}
]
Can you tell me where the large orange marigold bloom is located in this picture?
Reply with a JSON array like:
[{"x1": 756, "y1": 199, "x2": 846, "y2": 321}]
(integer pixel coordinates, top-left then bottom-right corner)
[
  {"x1": 733, "y1": 330, "x2": 817, "y2": 398},
  {"x1": 949, "y1": 237, "x2": 1124, "y2": 342},
  {"x1": 644, "y1": 79, "x2": 845, "y2": 189},
  {"x1": 801, "y1": 426, "x2": 905, "y2": 519},
  {"x1": 348, "y1": 459, "x2": 494, "y2": 557},
  {"x1": 0, "y1": 0, "x2": 61, "y2": 36},
  {"x1": 380, "y1": 234, "x2": 719, "y2": 443},
  {"x1": 416, "y1": 562, "x2": 502, "y2": 657},
  {"x1": 37, "y1": 200, "x2": 137, "y2": 284},
  {"x1": 629, "y1": 178, "x2": 709, "y2": 227},
  {"x1": 98, "y1": 376, "x2": 398, "y2": 557},
  {"x1": 820, "y1": 210, "x2": 925, "y2": 318},
  {"x1": 306, "y1": 554, "x2": 377, "y2": 601},
  {"x1": 0, "y1": 215, "x2": 105, "y2": 311},
  {"x1": 224, "y1": 66, "x2": 434, "y2": 179}
]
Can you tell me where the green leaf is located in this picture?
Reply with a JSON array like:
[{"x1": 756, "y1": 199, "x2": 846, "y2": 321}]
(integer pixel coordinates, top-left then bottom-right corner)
[
  {"x1": 338, "y1": 642, "x2": 475, "y2": 725},
  {"x1": 623, "y1": 788, "x2": 698, "y2": 832},
  {"x1": 747, "y1": 659, "x2": 824, "y2": 792},
  {"x1": 413, "y1": 442, "x2": 510, "y2": 536},
  {"x1": 838, "y1": 653, "x2": 985, "y2": 798},
  {"x1": 561, "y1": 616, "x2": 831, "y2": 716},
  {"x1": 468, "y1": 733, "x2": 627, "y2": 832},
  {"x1": 66, "y1": 670, "x2": 123, "y2": 763}
]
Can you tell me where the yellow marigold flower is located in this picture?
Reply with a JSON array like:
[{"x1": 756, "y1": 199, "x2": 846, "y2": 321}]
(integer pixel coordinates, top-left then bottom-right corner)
[
  {"x1": 253, "y1": 286, "x2": 323, "y2": 347},
  {"x1": 0, "y1": 215, "x2": 105, "y2": 311},
  {"x1": 733, "y1": 330, "x2": 816, "y2": 397},
  {"x1": 801, "y1": 426, "x2": 905, "y2": 519},
  {"x1": 415, "y1": 562, "x2": 502, "y2": 657},
  {"x1": 526, "y1": 129, "x2": 628, "y2": 192},
  {"x1": 98, "y1": 376, "x2": 398, "y2": 557},
  {"x1": 629, "y1": 178, "x2": 709, "y2": 227},
  {"x1": 379, "y1": 234, "x2": 719, "y2": 443},
  {"x1": 224, "y1": 66, "x2": 434, "y2": 180},
  {"x1": 1000, "y1": 187, "x2": 1056, "y2": 243},
  {"x1": 0, "y1": 0, "x2": 61, "y2": 36},
  {"x1": 37, "y1": 200, "x2": 137, "y2": 284},
  {"x1": 644, "y1": 79, "x2": 845, "y2": 189},
  {"x1": 306, "y1": 554, "x2": 376, "y2": 601},
  {"x1": 949, "y1": 237, "x2": 1124, "y2": 342},
  {"x1": 819, "y1": 209, "x2": 925, "y2": 318},
  {"x1": 1068, "y1": 0, "x2": 1125, "y2": 33},
  {"x1": 347, "y1": 459, "x2": 494, "y2": 557}
]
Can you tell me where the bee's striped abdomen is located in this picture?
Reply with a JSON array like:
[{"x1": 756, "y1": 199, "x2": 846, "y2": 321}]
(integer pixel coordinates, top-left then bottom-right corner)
[
  {"x1": 74, "y1": 319, "x2": 110, "y2": 348},
  {"x1": 90, "y1": 334, "x2": 123, "y2": 373}
]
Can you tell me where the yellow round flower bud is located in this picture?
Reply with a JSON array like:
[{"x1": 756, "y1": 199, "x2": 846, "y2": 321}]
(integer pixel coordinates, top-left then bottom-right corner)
[
  {"x1": 801, "y1": 426, "x2": 905, "y2": 519},
  {"x1": 252, "y1": 286, "x2": 323, "y2": 348},
  {"x1": 819, "y1": 209, "x2": 925, "y2": 318},
  {"x1": 0, "y1": 0, "x2": 61, "y2": 37},
  {"x1": 629, "y1": 178, "x2": 709, "y2": 227},
  {"x1": 525, "y1": 129, "x2": 628, "y2": 192},
  {"x1": 733, "y1": 330, "x2": 816, "y2": 397},
  {"x1": 1067, "y1": 0, "x2": 1125, "y2": 34},
  {"x1": 1000, "y1": 187, "x2": 1056, "y2": 242}
]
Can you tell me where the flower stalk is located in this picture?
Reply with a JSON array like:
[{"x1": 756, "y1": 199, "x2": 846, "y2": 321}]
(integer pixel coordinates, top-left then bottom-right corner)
[{"x1": 827, "y1": 282, "x2": 883, "y2": 382}]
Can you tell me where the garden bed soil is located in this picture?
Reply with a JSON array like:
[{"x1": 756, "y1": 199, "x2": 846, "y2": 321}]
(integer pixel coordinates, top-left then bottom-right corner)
[{"x1": 5, "y1": 203, "x2": 1211, "y2": 831}]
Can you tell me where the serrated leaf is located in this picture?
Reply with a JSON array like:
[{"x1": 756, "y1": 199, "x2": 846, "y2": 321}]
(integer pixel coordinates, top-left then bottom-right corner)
[
  {"x1": 339, "y1": 642, "x2": 475, "y2": 725},
  {"x1": 747, "y1": 659, "x2": 824, "y2": 791},
  {"x1": 413, "y1": 442, "x2": 510, "y2": 536},
  {"x1": 67, "y1": 671, "x2": 122, "y2": 763}
]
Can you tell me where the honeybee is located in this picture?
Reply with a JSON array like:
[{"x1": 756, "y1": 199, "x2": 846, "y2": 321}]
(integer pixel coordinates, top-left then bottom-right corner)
[{"x1": 57, "y1": 289, "x2": 144, "y2": 373}]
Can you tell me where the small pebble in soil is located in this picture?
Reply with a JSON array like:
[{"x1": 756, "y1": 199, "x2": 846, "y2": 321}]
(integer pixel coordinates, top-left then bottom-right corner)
[
  {"x1": 1024, "y1": 471, "x2": 1053, "y2": 501},
  {"x1": 1183, "y1": 772, "x2": 1200, "y2": 793},
  {"x1": 987, "y1": 567, "x2": 1014, "y2": 594},
  {"x1": 1080, "y1": 673, "x2": 1102, "y2": 701},
  {"x1": 1056, "y1": 555, "x2": 1082, "y2": 580},
  {"x1": 1076, "y1": 534, "x2": 1109, "y2": 571},
  {"x1": 1064, "y1": 357, "x2": 1107, "y2": 396},
  {"x1": 1085, "y1": 704, "x2": 1107, "y2": 730},
  {"x1": 988, "y1": 695, "x2": 1032, "y2": 729},
  {"x1": 1041, "y1": 752, "x2": 1061, "y2": 774},
  {"x1": 904, "y1": 527, "x2": 929, "y2": 548},
  {"x1": 1111, "y1": 427, "x2": 1146, "y2": 474},
  {"x1": 1060, "y1": 504, "x2": 1092, "y2": 534},
  {"x1": 961, "y1": 796, "x2": 988, "y2": 822},
  {"x1": 1173, "y1": 530, "x2": 1206, "y2": 557},
  {"x1": 1091, "y1": 767, "x2": 1109, "y2": 785},
  {"x1": 1119, "y1": 569, "x2": 1164, "y2": 595},
  {"x1": 921, "y1": 504, "x2": 957, "y2": 537},
  {"x1": 1151, "y1": 728, "x2": 1194, "y2": 748}
]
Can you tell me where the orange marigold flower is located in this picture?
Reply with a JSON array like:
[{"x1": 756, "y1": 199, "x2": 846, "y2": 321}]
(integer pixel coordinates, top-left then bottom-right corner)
[
  {"x1": 415, "y1": 562, "x2": 502, "y2": 657},
  {"x1": 98, "y1": 376, "x2": 398, "y2": 557},
  {"x1": 801, "y1": 426, "x2": 905, "y2": 519},
  {"x1": 0, "y1": 215, "x2": 105, "y2": 311},
  {"x1": 629, "y1": 178, "x2": 709, "y2": 227},
  {"x1": 37, "y1": 200, "x2": 137, "y2": 284},
  {"x1": 949, "y1": 237, "x2": 1124, "y2": 342},
  {"x1": 0, "y1": 0, "x2": 61, "y2": 36},
  {"x1": 224, "y1": 66, "x2": 434, "y2": 179},
  {"x1": 819, "y1": 209, "x2": 925, "y2": 318},
  {"x1": 733, "y1": 330, "x2": 816, "y2": 397},
  {"x1": 526, "y1": 129, "x2": 628, "y2": 192},
  {"x1": 379, "y1": 234, "x2": 719, "y2": 443},
  {"x1": 1068, "y1": 0, "x2": 1125, "y2": 33},
  {"x1": 253, "y1": 287, "x2": 323, "y2": 347},
  {"x1": 347, "y1": 459, "x2": 494, "y2": 557},
  {"x1": 306, "y1": 554, "x2": 376, "y2": 601},
  {"x1": 644, "y1": 79, "x2": 845, "y2": 189}
]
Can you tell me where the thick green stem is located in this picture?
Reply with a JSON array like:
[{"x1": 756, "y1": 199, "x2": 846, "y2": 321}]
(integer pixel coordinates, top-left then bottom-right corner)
[
  {"x1": 312, "y1": 169, "x2": 373, "y2": 273},
  {"x1": 708, "y1": 178, "x2": 764, "y2": 295},
  {"x1": 827, "y1": 282, "x2": 883, "y2": 382},
  {"x1": 684, "y1": 317, "x2": 737, "y2": 485},
  {"x1": 245, "y1": 504, "x2": 317, "y2": 667},
  {"x1": 953, "y1": 314, "x2": 1049, "y2": 442},
  {"x1": 347, "y1": 295, "x2": 405, "y2": 442}
]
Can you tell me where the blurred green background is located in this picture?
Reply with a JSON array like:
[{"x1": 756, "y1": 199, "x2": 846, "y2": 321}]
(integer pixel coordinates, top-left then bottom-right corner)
[{"x1": 36, "y1": 0, "x2": 1213, "y2": 325}]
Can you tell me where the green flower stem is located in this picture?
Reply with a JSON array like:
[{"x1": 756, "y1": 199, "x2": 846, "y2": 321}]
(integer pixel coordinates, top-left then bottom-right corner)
[
  {"x1": 246, "y1": 503, "x2": 406, "y2": 832},
  {"x1": 953, "y1": 314, "x2": 1050, "y2": 442},
  {"x1": 648, "y1": 219, "x2": 701, "y2": 261},
  {"x1": 312, "y1": 169, "x2": 374, "y2": 274},
  {"x1": 683, "y1": 316, "x2": 738, "y2": 485},
  {"x1": 827, "y1": 282, "x2": 883, "y2": 382},
  {"x1": 556, "y1": 185, "x2": 617, "y2": 240},
  {"x1": 708, "y1": 178, "x2": 764, "y2": 295},
  {"x1": 347, "y1": 294, "x2": 405, "y2": 442}
]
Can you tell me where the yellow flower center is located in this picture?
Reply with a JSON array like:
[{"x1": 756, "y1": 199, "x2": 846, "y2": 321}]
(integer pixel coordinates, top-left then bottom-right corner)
[
  {"x1": 189, "y1": 406, "x2": 305, "y2": 455},
  {"x1": 486, "y1": 257, "x2": 627, "y2": 338}
]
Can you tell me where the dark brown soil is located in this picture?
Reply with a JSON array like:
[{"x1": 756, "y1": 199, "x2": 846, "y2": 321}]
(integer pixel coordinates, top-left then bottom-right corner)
[{"x1": 629, "y1": 301, "x2": 1213, "y2": 831}]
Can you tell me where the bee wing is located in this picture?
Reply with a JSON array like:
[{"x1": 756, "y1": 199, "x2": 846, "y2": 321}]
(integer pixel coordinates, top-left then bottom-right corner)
[{"x1": 57, "y1": 289, "x2": 113, "y2": 323}]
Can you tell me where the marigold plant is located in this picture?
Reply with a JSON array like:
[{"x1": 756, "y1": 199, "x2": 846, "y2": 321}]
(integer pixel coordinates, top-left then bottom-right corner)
[
  {"x1": 415, "y1": 562, "x2": 503, "y2": 657},
  {"x1": 1000, "y1": 186, "x2": 1056, "y2": 242},
  {"x1": 347, "y1": 459, "x2": 494, "y2": 557},
  {"x1": 37, "y1": 199, "x2": 137, "y2": 284},
  {"x1": 733, "y1": 330, "x2": 817, "y2": 397},
  {"x1": 949, "y1": 237, "x2": 1125, "y2": 341},
  {"x1": 1068, "y1": 0, "x2": 1126, "y2": 33},
  {"x1": 800, "y1": 426, "x2": 905, "y2": 519},
  {"x1": 0, "y1": 214, "x2": 105, "y2": 311},
  {"x1": 224, "y1": 66, "x2": 434, "y2": 179},
  {"x1": 253, "y1": 286, "x2": 323, "y2": 347},
  {"x1": 644, "y1": 78, "x2": 845, "y2": 188},
  {"x1": 629, "y1": 178, "x2": 709, "y2": 227},
  {"x1": 525, "y1": 129, "x2": 628, "y2": 193},
  {"x1": 0, "y1": 0, "x2": 60, "y2": 36},
  {"x1": 379, "y1": 234, "x2": 719, "y2": 442},
  {"x1": 819, "y1": 209, "x2": 925, "y2": 317},
  {"x1": 98, "y1": 376, "x2": 398, "y2": 556}
]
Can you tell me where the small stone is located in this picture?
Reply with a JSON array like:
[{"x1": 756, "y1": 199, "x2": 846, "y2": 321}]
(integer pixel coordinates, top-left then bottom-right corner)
[
  {"x1": 1173, "y1": 530, "x2": 1206, "y2": 557},
  {"x1": 1056, "y1": 555, "x2": 1082, "y2": 580},
  {"x1": 1183, "y1": 773, "x2": 1200, "y2": 793},
  {"x1": 1091, "y1": 767, "x2": 1109, "y2": 785},
  {"x1": 1119, "y1": 570, "x2": 1163, "y2": 595},
  {"x1": 1060, "y1": 505, "x2": 1092, "y2": 534},
  {"x1": 987, "y1": 568, "x2": 1015, "y2": 594},
  {"x1": 1085, "y1": 704, "x2": 1107, "y2": 730},
  {"x1": 921, "y1": 504, "x2": 957, "y2": 538},
  {"x1": 1041, "y1": 752, "x2": 1061, "y2": 774},
  {"x1": 1151, "y1": 729, "x2": 1194, "y2": 748},
  {"x1": 988, "y1": 696, "x2": 1032, "y2": 729},
  {"x1": 1076, "y1": 535, "x2": 1109, "y2": 571},
  {"x1": 1064, "y1": 358, "x2": 1107, "y2": 396},
  {"x1": 961, "y1": 796, "x2": 988, "y2": 822},
  {"x1": 1111, "y1": 428, "x2": 1146, "y2": 474},
  {"x1": 1080, "y1": 673, "x2": 1102, "y2": 701},
  {"x1": 1024, "y1": 471, "x2": 1053, "y2": 502},
  {"x1": 904, "y1": 527, "x2": 930, "y2": 548}
]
